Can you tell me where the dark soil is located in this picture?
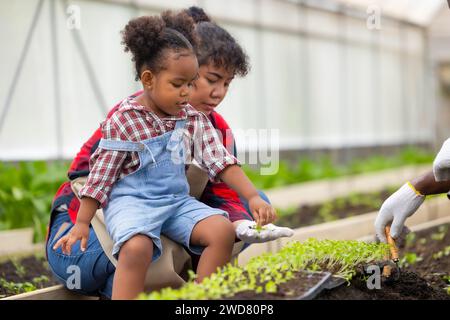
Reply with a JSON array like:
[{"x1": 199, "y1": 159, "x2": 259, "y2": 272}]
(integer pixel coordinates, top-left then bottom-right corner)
[
  {"x1": 277, "y1": 189, "x2": 394, "y2": 228},
  {"x1": 317, "y1": 223, "x2": 450, "y2": 300},
  {"x1": 400, "y1": 224, "x2": 450, "y2": 293},
  {"x1": 317, "y1": 270, "x2": 448, "y2": 300},
  {"x1": 222, "y1": 223, "x2": 450, "y2": 300},
  {"x1": 0, "y1": 255, "x2": 59, "y2": 298},
  {"x1": 1, "y1": 221, "x2": 448, "y2": 300}
]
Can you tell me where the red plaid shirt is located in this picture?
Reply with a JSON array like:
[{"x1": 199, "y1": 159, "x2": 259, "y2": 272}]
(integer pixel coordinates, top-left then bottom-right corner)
[
  {"x1": 79, "y1": 97, "x2": 238, "y2": 207},
  {"x1": 49, "y1": 91, "x2": 252, "y2": 234}
]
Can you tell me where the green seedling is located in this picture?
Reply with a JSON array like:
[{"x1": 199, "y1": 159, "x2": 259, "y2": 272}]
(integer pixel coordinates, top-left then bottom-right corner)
[
  {"x1": 32, "y1": 275, "x2": 49, "y2": 286},
  {"x1": 11, "y1": 259, "x2": 26, "y2": 278},
  {"x1": 318, "y1": 203, "x2": 336, "y2": 222},
  {"x1": 0, "y1": 161, "x2": 71, "y2": 242},
  {"x1": 0, "y1": 148, "x2": 433, "y2": 242},
  {"x1": 242, "y1": 147, "x2": 434, "y2": 190},
  {"x1": 431, "y1": 232, "x2": 446, "y2": 241},
  {"x1": 399, "y1": 252, "x2": 422, "y2": 268},
  {"x1": 442, "y1": 275, "x2": 450, "y2": 284},
  {"x1": 139, "y1": 239, "x2": 389, "y2": 300},
  {"x1": 431, "y1": 226, "x2": 448, "y2": 241},
  {"x1": 433, "y1": 246, "x2": 450, "y2": 260},
  {"x1": 250, "y1": 224, "x2": 267, "y2": 233},
  {"x1": 0, "y1": 278, "x2": 36, "y2": 294},
  {"x1": 405, "y1": 232, "x2": 417, "y2": 247}
]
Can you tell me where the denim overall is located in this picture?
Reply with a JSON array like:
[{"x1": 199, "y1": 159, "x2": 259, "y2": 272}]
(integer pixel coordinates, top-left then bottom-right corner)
[{"x1": 100, "y1": 119, "x2": 228, "y2": 260}]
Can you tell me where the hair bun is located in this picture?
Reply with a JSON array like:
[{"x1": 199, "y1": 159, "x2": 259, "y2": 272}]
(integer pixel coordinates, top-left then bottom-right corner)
[
  {"x1": 121, "y1": 11, "x2": 198, "y2": 80},
  {"x1": 121, "y1": 16, "x2": 165, "y2": 61},
  {"x1": 185, "y1": 6, "x2": 211, "y2": 23}
]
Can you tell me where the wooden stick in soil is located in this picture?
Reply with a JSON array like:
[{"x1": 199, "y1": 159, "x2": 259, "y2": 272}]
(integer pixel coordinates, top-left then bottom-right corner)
[{"x1": 382, "y1": 225, "x2": 399, "y2": 277}]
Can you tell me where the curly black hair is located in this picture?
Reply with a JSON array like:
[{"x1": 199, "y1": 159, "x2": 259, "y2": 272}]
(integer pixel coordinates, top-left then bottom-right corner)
[
  {"x1": 184, "y1": 7, "x2": 249, "y2": 77},
  {"x1": 185, "y1": 6, "x2": 211, "y2": 23},
  {"x1": 121, "y1": 11, "x2": 198, "y2": 80}
]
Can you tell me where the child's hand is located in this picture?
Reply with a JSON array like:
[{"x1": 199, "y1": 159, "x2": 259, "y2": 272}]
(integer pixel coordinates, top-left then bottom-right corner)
[
  {"x1": 248, "y1": 196, "x2": 277, "y2": 226},
  {"x1": 53, "y1": 222, "x2": 90, "y2": 255}
]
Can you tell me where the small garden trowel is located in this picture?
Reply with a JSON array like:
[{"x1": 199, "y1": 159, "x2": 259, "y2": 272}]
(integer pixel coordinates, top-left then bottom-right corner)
[{"x1": 381, "y1": 225, "x2": 401, "y2": 282}]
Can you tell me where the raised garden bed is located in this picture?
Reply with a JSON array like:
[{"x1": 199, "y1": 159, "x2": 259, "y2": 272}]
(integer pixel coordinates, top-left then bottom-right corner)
[
  {"x1": 140, "y1": 239, "x2": 392, "y2": 300},
  {"x1": 317, "y1": 270, "x2": 448, "y2": 300},
  {"x1": 265, "y1": 164, "x2": 431, "y2": 209},
  {"x1": 140, "y1": 225, "x2": 450, "y2": 301},
  {"x1": 317, "y1": 223, "x2": 450, "y2": 300},
  {"x1": 276, "y1": 187, "x2": 396, "y2": 228},
  {"x1": 399, "y1": 223, "x2": 450, "y2": 294},
  {"x1": 3, "y1": 200, "x2": 449, "y2": 300},
  {"x1": 239, "y1": 195, "x2": 450, "y2": 266},
  {"x1": 0, "y1": 254, "x2": 59, "y2": 298}
]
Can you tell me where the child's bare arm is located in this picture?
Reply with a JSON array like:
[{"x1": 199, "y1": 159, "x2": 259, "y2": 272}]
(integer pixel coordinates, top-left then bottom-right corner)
[
  {"x1": 218, "y1": 165, "x2": 277, "y2": 226},
  {"x1": 53, "y1": 197, "x2": 99, "y2": 255}
]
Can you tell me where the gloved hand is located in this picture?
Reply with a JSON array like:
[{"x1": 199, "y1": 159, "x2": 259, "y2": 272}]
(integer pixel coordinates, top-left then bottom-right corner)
[
  {"x1": 433, "y1": 138, "x2": 450, "y2": 182},
  {"x1": 236, "y1": 220, "x2": 294, "y2": 243},
  {"x1": 374, "y1": 182, "x2": 425, "y2": 243}
]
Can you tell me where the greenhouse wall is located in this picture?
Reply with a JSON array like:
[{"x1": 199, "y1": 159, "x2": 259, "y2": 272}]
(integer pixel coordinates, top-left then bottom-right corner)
[{"x1": 0, "y1": 0, "x2": 435, "y2": 160}]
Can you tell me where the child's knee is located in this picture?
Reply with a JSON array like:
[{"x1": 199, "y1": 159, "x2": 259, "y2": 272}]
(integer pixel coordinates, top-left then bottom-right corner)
[
  {"x1": 208, "y1": 218, "x2": 235, "y2": 246},
  {"x1": 193, "y1": 215, "x2": 234, "y2": 247},
  {"x1": 119, "y1": 234, "x2": 153, "y2": 263}
]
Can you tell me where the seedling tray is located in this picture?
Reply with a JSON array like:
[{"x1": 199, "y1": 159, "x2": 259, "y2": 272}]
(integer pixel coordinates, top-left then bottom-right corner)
[{"x1": 226, "y1": 270, "x2": 337, "y2": 300}]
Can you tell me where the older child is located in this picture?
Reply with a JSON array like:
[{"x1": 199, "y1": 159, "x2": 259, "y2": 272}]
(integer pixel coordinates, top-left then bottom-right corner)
[
  {"x1": 186, "y1": 7, "x2": 293, "y2": 243},
  {"x1": 53, "y1": 12, "x2": 276, "y2": 300}
]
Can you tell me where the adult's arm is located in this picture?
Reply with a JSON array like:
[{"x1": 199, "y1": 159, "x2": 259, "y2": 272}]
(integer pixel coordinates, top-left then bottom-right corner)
[{"x1": 375, "y1": 170, "x2": 450, "y2": 243}]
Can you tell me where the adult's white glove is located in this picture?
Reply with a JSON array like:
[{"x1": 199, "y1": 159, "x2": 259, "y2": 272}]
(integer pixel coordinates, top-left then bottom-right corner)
[
  {"x1": 433, "y1": 138, "x2": 450, "y2": 182},
  {"x1": 236, "y1": 220, "x2": 294, "y2": 243},
  {"x1": 374, "y1": 182, "x2": 425, "y2": 243}
]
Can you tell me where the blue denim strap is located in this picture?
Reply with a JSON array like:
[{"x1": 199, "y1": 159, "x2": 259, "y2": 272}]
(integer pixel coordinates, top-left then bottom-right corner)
[
  {"x1": 99, "y1": 139, "x2": 144, "y2": 152},
  {"x1": 167, "y1": 120, "x2": 187, "y2": 151}
]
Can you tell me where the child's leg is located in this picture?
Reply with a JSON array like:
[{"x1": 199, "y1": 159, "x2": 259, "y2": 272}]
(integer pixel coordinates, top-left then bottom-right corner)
[
  {"x1": 112, "y1": 234, "x2": 153, "y2": 300},
  {"x1": 190, "y1": 215, "x2": 235, "y2": 282}
]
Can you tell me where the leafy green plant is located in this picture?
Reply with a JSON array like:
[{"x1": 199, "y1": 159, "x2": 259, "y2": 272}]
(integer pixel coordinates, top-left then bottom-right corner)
[
  {"x1": 419, "y1": 238, "x2": 427, "y2": 245},
  {"x1": 250, "y1": 224, "x2": 267, "y2": 233},
  {"x1": 243, "y1": 147, "x2": 434, "y2": 190},
  {"x1": 317, "y1": 202, "x2": 336, "y2": 222},
  {"x1": 399, "y1": 252, "x2": 423, "y2": 268},
  {"x1": 405, "y1": 232, "x2": 417, "y2": 247},
  {"x1": 31, "y1": 275, "x2": 49, "y2": 286},
  {"x1": 431, "y1": 226, "x2": 448, "y2": 241},
  {"x1": 0, "y1": 278, "x2": 36, "y2": 294},
  {"x1": 11, "y1": 259, "x2": 26, "y2": 278},
  {"x1": 444, "y1": 276, "x2": 450, "y2": 296},
  {"x1": 0, "y1": 161, "x2": 70, "y2": 242},
  {"x1": 276, "y1": 206, "x2": 297, "y2": 217},
  {"x1": 139, "y1": 239, "x2": 389, "y2": 300},
  {"x1": 0, "y1": 147, "x2": 433, "y2": 241},
  {"x1": 432, "y1": 246, "x2": 450, "y2": 260},
  {"x1": 277, "y1": 187, "x2": 399, "y2": 224}
]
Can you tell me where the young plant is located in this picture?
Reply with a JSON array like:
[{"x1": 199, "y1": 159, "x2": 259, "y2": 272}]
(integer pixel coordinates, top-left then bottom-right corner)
[
  {"x1": 139, "y1": 239, "x2": 389, "y2": 300},
  {"x1": 11, "y1": 259, "x2": 26, "y2": 278},
  {"x1": 0, "y1": 161, "x2": 70, "y2": 242},
  {"x1": 431, "y1": 226, "x2": 448, "y2": 241},
  {"x1": 399, "y1": 252, "x2": 422, "y2": 268},
  {"x1": 405, "y1": 232, "x2": 417, "y2": 248},
  {"x1": 0, "y1": 278, "x2": 36, "y2": 294},
  {"x1": 433, "y1": 246, "x2": 450, "y2": 260}
]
